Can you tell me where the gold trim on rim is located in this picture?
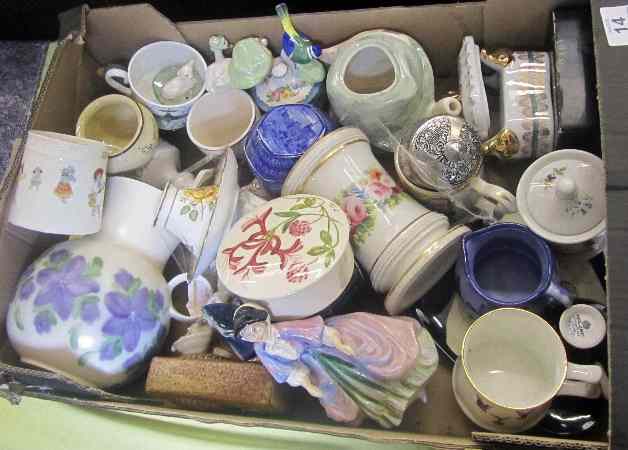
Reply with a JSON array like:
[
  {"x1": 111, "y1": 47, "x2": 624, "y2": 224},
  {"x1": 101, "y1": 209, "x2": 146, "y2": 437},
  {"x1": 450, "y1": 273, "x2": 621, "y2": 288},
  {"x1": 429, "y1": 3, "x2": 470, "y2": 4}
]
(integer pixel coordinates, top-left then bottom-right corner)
[
  {"x1": 385, "y1": 224, "x2": 468, "y2": 308},
  {"x1": 368, "y1": 210, "x2": 435, "y2": 275},
  {"x1": 292, "y1": 137, "x2": 368, "y2": 194},
  {"x1": 460, "y1": 307, "x2": 568, "y2": 411},
  {"x1": 77, "y1": 95, "x2": 144, "y2": 158}
]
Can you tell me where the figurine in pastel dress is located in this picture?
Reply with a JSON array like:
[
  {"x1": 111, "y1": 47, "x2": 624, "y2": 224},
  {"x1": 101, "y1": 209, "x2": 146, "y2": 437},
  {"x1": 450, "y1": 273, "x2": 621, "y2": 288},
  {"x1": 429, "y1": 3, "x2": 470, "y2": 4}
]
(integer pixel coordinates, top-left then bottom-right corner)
[{"x1": 204, "y1": 303, "x2": 438, "y2": 428}]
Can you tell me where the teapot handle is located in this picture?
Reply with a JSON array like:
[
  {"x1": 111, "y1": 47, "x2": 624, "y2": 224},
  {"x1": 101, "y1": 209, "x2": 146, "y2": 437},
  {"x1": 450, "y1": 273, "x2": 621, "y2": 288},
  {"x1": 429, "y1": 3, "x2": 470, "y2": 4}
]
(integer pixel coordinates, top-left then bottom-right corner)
[
  {"x1": 468, "y1": 177, "x2": 517, "y2": 215},
  {"x1": 429, "y1": 97, "x2": 462, "y2": 117}
]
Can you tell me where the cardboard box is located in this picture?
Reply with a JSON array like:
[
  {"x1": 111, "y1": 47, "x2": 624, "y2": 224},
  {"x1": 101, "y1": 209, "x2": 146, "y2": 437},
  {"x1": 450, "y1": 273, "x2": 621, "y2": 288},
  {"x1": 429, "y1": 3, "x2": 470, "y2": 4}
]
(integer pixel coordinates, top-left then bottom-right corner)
[{"x1": 0, "y1": 1, "x2": 618, "y2": 448}]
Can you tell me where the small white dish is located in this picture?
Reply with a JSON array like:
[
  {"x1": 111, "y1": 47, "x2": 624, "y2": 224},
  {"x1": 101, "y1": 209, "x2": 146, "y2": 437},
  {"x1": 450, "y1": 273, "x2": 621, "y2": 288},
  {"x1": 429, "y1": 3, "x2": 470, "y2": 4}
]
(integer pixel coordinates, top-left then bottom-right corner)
[
  {"x1": 216, "y1": 194, "x2": 354, "y2": 320},
  {"x1": 559, "y1": 304, "x2": 606, "y2": 350}
]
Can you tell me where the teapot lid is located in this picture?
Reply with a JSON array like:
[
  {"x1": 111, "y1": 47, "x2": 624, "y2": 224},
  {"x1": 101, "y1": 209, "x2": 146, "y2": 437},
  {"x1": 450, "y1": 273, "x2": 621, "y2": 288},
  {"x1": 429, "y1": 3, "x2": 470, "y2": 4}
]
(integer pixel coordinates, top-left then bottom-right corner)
[
  {"x1": 516, "y1": 149, "x2": 606, "y2": 243},
  {"x1": 409, "y1": 115, "x2": 482, "y2": 188},
  {"x1": 216, "y1": 194, "x2": 350, "y2": 301}
]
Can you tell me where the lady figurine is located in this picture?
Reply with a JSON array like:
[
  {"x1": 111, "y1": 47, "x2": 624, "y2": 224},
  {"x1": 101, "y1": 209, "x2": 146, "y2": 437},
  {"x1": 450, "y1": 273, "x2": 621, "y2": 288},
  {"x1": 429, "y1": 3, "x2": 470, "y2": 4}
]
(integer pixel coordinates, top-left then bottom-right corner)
[
  {"x1": 53, "y1": 165, "x2": 76, "y2": 202},
  {"x1": 276, "y1": 3, "x2": 325, "y2": 84},
  {"x1": 88, "y1": 168, "x2": 105, "y2": 216},
  {"x1": 204, "y1": 303, "x2": 439, "y2": 428}
]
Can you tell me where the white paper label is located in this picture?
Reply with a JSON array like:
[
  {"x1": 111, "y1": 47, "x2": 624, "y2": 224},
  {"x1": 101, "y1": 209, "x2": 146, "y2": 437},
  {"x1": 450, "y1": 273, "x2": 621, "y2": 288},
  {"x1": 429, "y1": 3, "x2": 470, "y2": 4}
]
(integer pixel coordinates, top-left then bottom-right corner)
[{"x1": 601, "y1": 5, "x2": 628, "y2": 46}]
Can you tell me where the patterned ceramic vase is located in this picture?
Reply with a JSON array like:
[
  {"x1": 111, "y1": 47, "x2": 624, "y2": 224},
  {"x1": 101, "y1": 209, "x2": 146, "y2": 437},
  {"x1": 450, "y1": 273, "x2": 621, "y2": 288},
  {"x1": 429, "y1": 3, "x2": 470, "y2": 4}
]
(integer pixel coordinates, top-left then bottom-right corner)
[
  {"x1": 6, "y1": 177, "x2": 192, "y2": 388},
  {"x1": 282, "y1": 127, "x2": 469, "y2": 315}
]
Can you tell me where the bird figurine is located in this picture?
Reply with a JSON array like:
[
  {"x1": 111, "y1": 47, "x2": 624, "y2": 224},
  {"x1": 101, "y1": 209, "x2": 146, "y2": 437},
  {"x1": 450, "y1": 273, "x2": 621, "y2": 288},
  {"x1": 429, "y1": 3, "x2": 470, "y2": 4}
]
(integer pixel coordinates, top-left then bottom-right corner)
[
  {"x1": 153, "y1": 59, "x2": 203, "y2": 105},
  {"x1": 276, "y1": 3, "x2": 325, "y2": 84}
]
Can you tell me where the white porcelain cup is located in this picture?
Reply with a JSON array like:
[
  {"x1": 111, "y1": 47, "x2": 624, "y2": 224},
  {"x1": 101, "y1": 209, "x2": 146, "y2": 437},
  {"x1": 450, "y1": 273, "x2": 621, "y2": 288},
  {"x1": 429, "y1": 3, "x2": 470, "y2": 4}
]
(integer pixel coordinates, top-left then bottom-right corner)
[
  {"x1": 9, "y1": 131, "x2": 109, "y2": 235},
  {"x1": 186, "y1": 89, "x2": 258, "y2": 158},
  {"x1": 453, "y1": 308, "x2": 603, "y2": 433},
  {"x1": 105, "y1": 41, "x2": 207, "y2": 131},
  {"x1": 76, "y1": 94, "x2": 159, "y2": 174}
]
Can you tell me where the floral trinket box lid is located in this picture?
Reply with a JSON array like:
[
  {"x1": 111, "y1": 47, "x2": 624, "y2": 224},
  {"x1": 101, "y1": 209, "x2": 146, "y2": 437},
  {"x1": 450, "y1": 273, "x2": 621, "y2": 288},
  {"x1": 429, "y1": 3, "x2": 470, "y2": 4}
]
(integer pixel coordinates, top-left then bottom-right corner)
[
  {"x1": 217, "y1": 195, "x2": 353, "y2": 319},
  {"x1": 516, "y1": 149, "x2": 606, "y2": 244}
]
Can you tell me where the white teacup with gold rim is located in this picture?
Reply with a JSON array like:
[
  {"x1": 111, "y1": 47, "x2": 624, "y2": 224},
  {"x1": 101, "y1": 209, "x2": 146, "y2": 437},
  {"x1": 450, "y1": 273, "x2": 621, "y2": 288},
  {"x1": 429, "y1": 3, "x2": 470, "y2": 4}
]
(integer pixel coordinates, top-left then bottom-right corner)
[
  {"x1": 453, "y1": 308, "x2": 603, "y2": 433},
  {"x1": 282, "y1": 127, "x2": 469, "y2": 315},
  {"x1": 76, "y1": 94, "x2": 158, "y2": 174}
]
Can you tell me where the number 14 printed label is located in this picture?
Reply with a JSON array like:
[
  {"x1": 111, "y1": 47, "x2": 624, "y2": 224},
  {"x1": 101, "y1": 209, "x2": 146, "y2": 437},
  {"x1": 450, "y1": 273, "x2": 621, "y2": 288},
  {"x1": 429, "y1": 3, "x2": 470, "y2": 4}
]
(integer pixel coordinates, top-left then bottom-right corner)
[{"x1": 601, "y1": 5, "x2": 628, "y2": 46}]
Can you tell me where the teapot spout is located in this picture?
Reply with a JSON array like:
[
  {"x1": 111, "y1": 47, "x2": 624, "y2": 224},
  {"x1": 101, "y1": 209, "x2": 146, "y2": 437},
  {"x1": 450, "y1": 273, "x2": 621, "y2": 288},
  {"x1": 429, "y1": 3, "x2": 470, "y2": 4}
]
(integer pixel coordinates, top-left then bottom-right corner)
[{"x1": 429, "y1": 96, "x2": 462, "y2": 118}]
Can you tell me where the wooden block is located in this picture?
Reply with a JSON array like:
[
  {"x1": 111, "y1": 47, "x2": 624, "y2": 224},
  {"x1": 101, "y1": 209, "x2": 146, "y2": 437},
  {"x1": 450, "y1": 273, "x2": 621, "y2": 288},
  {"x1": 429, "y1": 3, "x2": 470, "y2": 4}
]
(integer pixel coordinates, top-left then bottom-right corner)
[{"x1": 145, "y1": 355, "x2": 288, "y2": 414}]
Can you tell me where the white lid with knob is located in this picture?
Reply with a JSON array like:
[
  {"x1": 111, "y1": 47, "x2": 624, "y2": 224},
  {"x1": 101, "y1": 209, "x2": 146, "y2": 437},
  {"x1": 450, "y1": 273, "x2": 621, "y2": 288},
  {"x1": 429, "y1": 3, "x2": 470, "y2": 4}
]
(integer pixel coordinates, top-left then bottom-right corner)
[{"x1": 516, "y1": 149, "x2": 606, "y2": 244}]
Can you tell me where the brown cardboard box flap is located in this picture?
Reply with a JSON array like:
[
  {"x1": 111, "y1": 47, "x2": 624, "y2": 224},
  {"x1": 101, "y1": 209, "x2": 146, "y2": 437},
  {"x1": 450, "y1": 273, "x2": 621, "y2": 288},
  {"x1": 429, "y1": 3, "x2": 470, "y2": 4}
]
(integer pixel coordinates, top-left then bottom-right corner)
[
  {"x1": 0, "y1": 2, "x2": 613, "y2": 448},
  {"x1": 86, "y1": 3, "x2": 186, "y2": 64}
]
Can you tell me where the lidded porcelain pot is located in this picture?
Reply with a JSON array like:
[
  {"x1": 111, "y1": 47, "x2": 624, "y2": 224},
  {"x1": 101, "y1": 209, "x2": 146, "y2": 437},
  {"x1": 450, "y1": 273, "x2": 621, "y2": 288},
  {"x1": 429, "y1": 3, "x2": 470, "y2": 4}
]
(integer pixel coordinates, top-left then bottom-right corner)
[
  {"x1": 216, "y1": 194, "x2": 355, "y2": 320},
  {"x1": 282, "y1": 127, "x2": 469, "y2": 315},
  {"x1": 516, "y1": 149, "x2": 606, "y2": 257}
]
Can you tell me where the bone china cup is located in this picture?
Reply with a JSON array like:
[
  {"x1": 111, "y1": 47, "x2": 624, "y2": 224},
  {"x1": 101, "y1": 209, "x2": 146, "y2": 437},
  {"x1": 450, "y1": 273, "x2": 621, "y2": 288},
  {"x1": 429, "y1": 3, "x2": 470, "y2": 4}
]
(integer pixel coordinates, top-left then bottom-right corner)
[
  {"x1": 453, "y1": 308, "x2": 603, "y2": 433},
  {"x1": 105, "y1": 41, "x2": 207, "y2": 130},
  {"x1": 186, "y1": 89, "x2": 258, "y2": 157},
  {"x1": 76, "y1": 94, "x2": 159, "y2": 174},
  {"x1": 9, "y1": 130, "x2": 109, "y2": 235}
]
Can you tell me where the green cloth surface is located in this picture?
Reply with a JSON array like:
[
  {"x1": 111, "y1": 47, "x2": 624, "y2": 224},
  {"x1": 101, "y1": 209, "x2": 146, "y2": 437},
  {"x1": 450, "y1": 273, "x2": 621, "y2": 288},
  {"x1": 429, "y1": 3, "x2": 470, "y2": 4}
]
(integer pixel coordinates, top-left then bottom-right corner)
[{"x1": 0, "y1": 396, "x2": 428, "y2": 450}]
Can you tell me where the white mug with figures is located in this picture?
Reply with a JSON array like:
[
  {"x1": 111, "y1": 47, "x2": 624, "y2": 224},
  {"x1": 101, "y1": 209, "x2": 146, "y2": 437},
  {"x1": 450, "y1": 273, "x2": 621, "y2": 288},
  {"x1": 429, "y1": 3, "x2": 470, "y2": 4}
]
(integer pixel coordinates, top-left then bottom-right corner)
[{"x1": 9, "y1": 131, "x2": 109, "y2": 235}]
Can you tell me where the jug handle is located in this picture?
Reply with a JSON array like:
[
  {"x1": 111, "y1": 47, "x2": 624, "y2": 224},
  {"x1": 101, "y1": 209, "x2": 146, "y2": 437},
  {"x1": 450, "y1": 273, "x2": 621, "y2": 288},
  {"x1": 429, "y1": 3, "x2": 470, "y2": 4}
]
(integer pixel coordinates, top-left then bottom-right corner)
[
  {"x1": 105, "y1": 66, "x2": 133, "y2": 96},
  {"x1": 167, "y1": 273, "x2": 204, "y2": 323},
  {"x1": 545, "y1": 280, "x2": 572, "y2": 309}
]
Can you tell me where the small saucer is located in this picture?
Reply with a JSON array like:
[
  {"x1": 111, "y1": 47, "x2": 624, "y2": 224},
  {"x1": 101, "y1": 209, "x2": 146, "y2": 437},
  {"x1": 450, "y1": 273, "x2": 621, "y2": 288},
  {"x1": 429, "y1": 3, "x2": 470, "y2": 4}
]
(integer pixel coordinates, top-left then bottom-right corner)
[
  {"x1": 191, "y1": 149, "x2": 240, "y2": 278},
  {"x1": 385, "y1": 225, "x2": 469, "y2": 314}
]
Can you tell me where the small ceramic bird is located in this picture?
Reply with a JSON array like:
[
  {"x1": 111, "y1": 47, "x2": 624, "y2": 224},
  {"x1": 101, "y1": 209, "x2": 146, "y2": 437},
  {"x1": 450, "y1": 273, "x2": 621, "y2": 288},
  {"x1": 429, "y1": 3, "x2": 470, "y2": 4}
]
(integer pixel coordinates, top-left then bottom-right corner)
[
  {"x1": 160, "y1": 60, "x2": 197, "y2": 100},
  {"x1": 276, "y1": 3, "x2": 325, "y2": 84}
]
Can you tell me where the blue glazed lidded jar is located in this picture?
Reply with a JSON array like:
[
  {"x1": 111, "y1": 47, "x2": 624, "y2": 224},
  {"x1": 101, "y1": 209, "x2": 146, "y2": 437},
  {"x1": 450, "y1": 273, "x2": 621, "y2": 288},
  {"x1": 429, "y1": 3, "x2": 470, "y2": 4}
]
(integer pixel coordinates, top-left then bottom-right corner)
[{"x1": 244, "y1": 104, "x2": 334, "y2": 194}]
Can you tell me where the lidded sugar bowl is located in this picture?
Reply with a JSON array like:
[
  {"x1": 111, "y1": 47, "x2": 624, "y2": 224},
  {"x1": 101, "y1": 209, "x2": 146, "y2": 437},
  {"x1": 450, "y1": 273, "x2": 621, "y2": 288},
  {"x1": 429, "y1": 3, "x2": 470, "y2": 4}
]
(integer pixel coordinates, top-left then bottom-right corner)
[
  {"x1": 403, "y1": 115, "x2": 516, "y2": 218},
  {"x1": 516, "y1": 149, "x2": 606, "y2": 257}
]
